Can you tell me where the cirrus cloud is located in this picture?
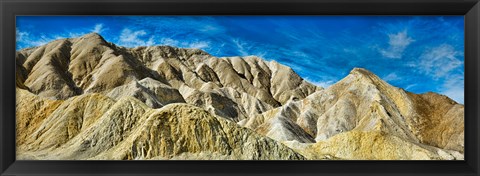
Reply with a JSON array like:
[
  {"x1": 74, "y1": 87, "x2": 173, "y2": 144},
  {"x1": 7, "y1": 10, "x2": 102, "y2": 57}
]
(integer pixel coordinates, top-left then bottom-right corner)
[
  {"x1": 118, "y1": 28, "x2": 155, "y2": 47},
  {"x1": 379, "y1": 30, "x2": 415, "y2": 59},
  {"x1": 417, "y1": 44, "x2": 463, "y2": 79}
]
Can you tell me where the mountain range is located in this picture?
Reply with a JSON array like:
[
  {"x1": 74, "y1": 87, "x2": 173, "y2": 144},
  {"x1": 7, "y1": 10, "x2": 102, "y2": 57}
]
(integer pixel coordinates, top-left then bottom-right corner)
[{"x1": 15, "y1": 33, "x2": 464, "y2": 160}]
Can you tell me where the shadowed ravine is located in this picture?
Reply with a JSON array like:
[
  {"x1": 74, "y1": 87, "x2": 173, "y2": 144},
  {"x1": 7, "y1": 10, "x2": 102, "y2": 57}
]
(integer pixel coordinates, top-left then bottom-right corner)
[{"x1": 16, "y1": 33, "x2": 464, "y2": 160}]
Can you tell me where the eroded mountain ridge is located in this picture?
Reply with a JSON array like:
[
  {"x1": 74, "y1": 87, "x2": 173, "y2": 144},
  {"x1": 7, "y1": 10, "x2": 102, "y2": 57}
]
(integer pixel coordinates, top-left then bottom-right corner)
[{"x1": 16, "y1": 33, "x2": 464, "y2": 160}]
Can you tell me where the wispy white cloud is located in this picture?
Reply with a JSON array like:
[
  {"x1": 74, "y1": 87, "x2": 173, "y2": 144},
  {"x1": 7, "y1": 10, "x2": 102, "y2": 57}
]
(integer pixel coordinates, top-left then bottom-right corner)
[
  {"x1": 379, "y1": 30, "x2": 414, "y2": 59},
  {"x1": 188, "y1": 41, "x2": 210, "y2": 49},
  {"x1": 17, "y1": 23, "x2": 110, "y2": 49},
  {"x1": 304, "y1": 77, "x2": 336, "y2": 88},
  {"x1": 232, "y1": 38, "x2": 252, "y2": 56},
  {"x1": 416, "y1": 44, "x2": 463, "y2": 79},
  {"x1": 92, "y1": 23, "x2": 107, "y2": 34},
  {"x1": 66, "y1": 32, "x2": 85, "y2": 38},
  {"x1": 159, "y1": 38, "x2": 178, "y2": 46},
  {"x1": 126, "y1": 16, "x2": 226, "y2": 38},
  {"x1": 59, "y1": 24, "x2": 107, "y2": 38},
  {"x1": 382, "y1": 73, "x2": 401, "y2": 82},
  {"x1": 16, "y1": 28, "x2": 57, "y2": 48},
  {"x1": 405, "y1": 44, "x2": 464, "y2": 103},
  {"x1": 118, "y1": 28, "x2": 155, "y2": 47},
  {"x1": 440, "y1": 74, "x2": 464, "y2": 104},
  {"x1": 199, "y1": 24, "x2": 225, "y2": 34},
  {"x1": 16, "y1": 28, "x2": 29, "y2": 43},
  {"x1": 379, "y1": 30, "x2": 414, "y2": 58},
  {"x1": 226, "y1": 38, "x2": 269, "y2": 59},
  {"x1": 405, "y1": 84, "x2": 417, "y2": 90},
  {"x1": 159, "y1": 37, "x2": 210, "y2": 50}
]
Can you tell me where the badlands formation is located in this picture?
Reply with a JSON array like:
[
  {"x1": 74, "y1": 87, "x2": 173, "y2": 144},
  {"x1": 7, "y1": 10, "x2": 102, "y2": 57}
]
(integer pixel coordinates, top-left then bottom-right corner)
[{"x1": 16, "y1": 33, "x2": 464, "y2": 160}]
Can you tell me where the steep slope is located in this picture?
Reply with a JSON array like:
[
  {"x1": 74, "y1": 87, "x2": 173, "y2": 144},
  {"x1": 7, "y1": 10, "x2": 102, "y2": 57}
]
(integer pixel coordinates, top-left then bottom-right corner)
[
  {"x1": 242, "y1": 68, "x2": 464, "y2": 159},
  {"x1": 19, "y1": 33, "x2": 162, "y2": 99},
  {"x1": 286, "y1": 131, "x2": 463, "y2": 160},
  {"x1": 22, "y1": 39, "x2": 81, "y2": 99},
  {"x1": 16, "y1": 88, "x2": 63, "y2": 146},
  {"x1": 17, "y1": 90, "x2": 116, "y2": 152},
  {"x1": 16, "y1": 33, "x2": 319, "y2": 122},
  {"x1": 106, "y1": 77, "x2": 185, "y2": 108},
  {"x1": 16, "y1": 33, "x2": 464, "y2": 160},
  {"x1": 16, "y1": 91, "x2": 305, "y2": 160},
  {"x1": 407, "y1": 92, "x2": 464, "y2": 152}
]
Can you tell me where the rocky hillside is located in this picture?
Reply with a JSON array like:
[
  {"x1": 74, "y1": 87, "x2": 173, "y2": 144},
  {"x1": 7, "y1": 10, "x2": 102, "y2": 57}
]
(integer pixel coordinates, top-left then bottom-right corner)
[
  {"x1": 16, "y1": 33, "x2": 464, "y2": 160},
  {"x1": 245, "y1": 68, "x2": 463, "y2": 160},
  {"x1": 16, "y1": 88, "x2": 304, "y2": 160}
]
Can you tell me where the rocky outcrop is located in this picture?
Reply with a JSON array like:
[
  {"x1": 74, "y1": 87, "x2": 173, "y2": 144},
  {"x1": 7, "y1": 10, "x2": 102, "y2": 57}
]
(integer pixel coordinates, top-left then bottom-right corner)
[
  {"x1": 16, "y1": 33, "x2": 464, "y2": 160},
  {"x1": 16, "y1": 33, "x2": 319, "y2": 122},
  {"x1": 286, "y1": 131, "x2": 463, "y2": 160},
  {"x1": 17, "y1": 90, "x2": 116, "y2": 152},
  {"x1": 16, "y1": 88, "x2": 63, "y2": 146},
  {"x1": 406, "y1": 92, "x2": 464, "y2": 152},
  {"x1": 16, "y1": 90, "x2": 305, "y2": 160},
  {"x1": 106, "y1": 77, "x2": 185, "y2": 108},
  {"x1": 243, "y1": 68, "x2": 464, "y2": 160}
]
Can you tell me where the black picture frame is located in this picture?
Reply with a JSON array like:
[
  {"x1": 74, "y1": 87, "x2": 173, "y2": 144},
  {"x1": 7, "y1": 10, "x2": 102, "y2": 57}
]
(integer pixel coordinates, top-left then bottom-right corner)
[{"x1": 1, "y1": 0, "x2": 479, "y2": 176}]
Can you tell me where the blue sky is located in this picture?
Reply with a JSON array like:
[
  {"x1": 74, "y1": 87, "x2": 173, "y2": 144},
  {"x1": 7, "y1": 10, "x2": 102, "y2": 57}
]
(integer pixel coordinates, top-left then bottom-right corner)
[{"x1": 16, "y1": 16, "x2": 464, "y2": 103}]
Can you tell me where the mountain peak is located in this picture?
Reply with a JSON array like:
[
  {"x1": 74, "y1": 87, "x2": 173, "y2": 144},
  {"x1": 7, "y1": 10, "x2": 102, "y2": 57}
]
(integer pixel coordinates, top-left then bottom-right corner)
[
  {"x1": 82, "y1": 32, "x2": 102, "y2": 38},
  {"x1": 345, "y1": 67, "x2": 381, "y2": 84},
  {"x1": 15, "y1": 34, "x2": 464, "y2": 160},
  {"x1": 77, "y1": 32, "x2": 107, "y2": 43},
  {"x1": 349, "y1": 67, "x2": 374, "y2": 75},
  {"x1": 348, "y1": 67, "x2": 388, "y2": 84}
]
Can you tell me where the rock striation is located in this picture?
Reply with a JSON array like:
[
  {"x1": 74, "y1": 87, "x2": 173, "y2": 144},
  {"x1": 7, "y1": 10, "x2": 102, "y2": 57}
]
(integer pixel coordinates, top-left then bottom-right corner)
[
  {"x1": 244, "y1": 68, "x2": 464, "y2": 160},
  {"x1": 16, "y1": 33, "x2": 464, "y2": 160},
  {"x1": 16, "y1": 33, "x2": 319, "y2": 121},
  {"x1": 16, "y1": 89, "x2": 305, "y2": 160}
]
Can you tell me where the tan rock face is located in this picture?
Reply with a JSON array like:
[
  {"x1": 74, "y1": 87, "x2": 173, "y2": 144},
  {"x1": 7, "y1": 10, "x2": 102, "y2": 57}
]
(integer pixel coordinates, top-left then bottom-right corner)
[
  {"x1": 406, "y1": 92, "x2": 464, "y2": 152},
  {"x1": 18, "y1": 91, "x2": 116, "y2": 153},
  {"x1": 16, "y1": 89, "x2": 63, "y2": 146},
  {"x1": 106, "y1": 77, "x2": 185, "y2": 108},
  {"x1": 17, "y1": 33, "x2": 318, "y2": 122},
  {"x1": 16, "y1": 33, "x2": 464, "y2": 160},
  {"x1": 16, "y1": 92, "x2": 305, "y2": 160},
  {"x1": 294, "y1": 131, "x2": 462, "y2": 160},
  {"x1": 245, "y1": 68, "x2": 464, "y2": 160}
]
